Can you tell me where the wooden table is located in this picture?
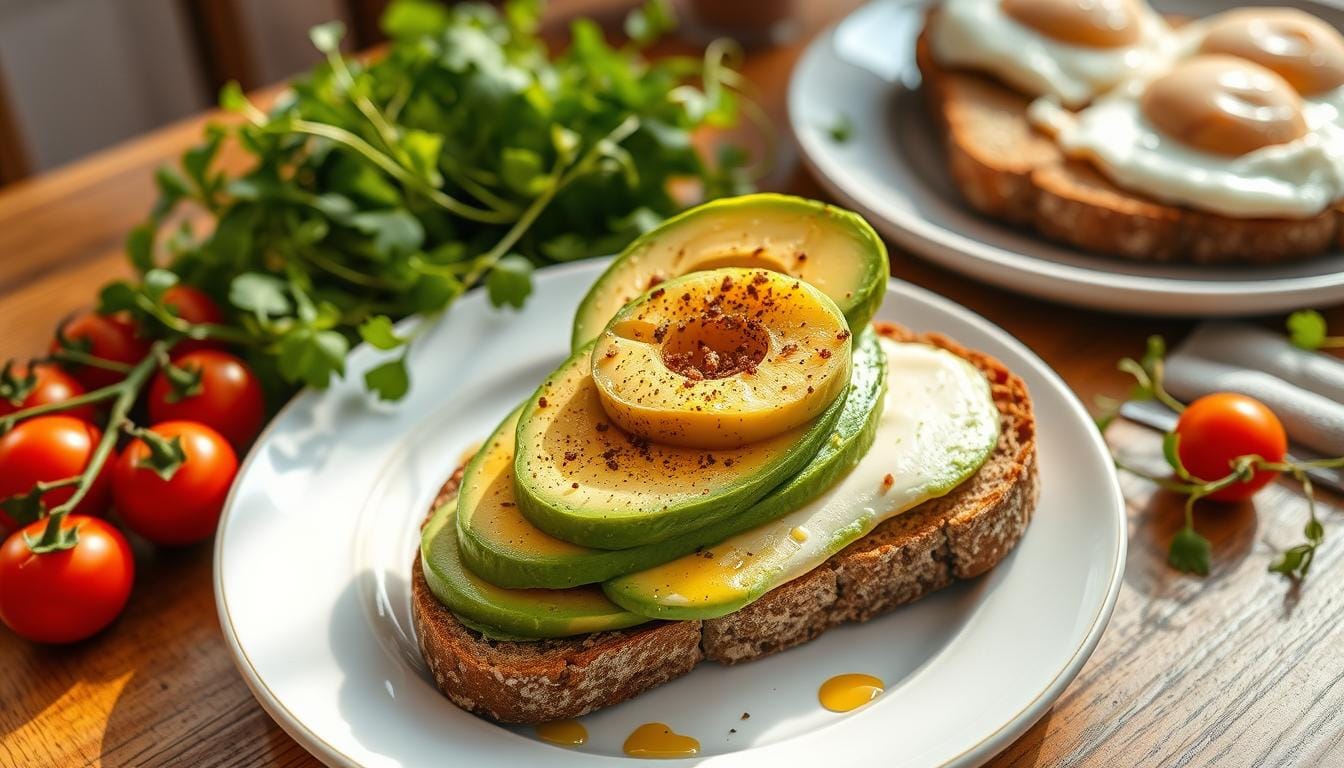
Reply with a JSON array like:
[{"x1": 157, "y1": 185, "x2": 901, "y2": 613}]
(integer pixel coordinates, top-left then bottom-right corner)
[{"x1": 2, "y1": 3, "x2": 1342, "y2": 766}]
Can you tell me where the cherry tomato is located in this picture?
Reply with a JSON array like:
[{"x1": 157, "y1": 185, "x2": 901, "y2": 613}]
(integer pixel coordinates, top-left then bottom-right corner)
[
  {"x1": 162, "y1": 285, "x2": 225, "y2": 354},
  {"x1": 51, "y1": 312, "x2": 149, "y2": 389},
  {"x1": 0, "y1": 416, "x2": 112, "y2": 531},
  {"x1": 148, "y1": 350, "x2": 265, "y2": 448},
  {"x1": 0, "y1": 515, "x2": 134, "y2": 643},
  {"x1": 0, "y1": 363, "x2": 95, "y2": 421},
  {"x1": 112, "y1": 420, "x2": 238, "y2": 546},
  {"x1": 1174, "y1": 393, "x2": 1288, "y2": 502}
]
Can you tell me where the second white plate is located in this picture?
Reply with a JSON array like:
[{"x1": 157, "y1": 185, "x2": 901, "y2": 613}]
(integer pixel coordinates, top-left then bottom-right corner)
[
  {"x1": 216, "y1": 261, "x2": 1125, "y2": 768},
  {"x1": 789, "y1": 0, "x2": 1344, "y2": 317}
]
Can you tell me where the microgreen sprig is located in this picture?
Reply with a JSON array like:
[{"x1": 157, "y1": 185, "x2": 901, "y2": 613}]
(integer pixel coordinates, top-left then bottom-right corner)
[{"x1": 1098, "y1": 334, "x2": 1341, "y2": 579}]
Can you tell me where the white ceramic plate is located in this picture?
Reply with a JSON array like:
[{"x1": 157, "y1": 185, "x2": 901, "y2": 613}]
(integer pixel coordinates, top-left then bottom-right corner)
[
  {"x1": 216, "y1": 260, "x2": 1125, "y2": 768},
  {"x1": 789, "y1": 0, "x2": 1344, "y2": 317}
]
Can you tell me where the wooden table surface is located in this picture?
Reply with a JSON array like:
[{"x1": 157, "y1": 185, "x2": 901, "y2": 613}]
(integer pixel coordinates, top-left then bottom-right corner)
[{"x1": 2, "y1": 3, "x2": 1342, "y2": 766}]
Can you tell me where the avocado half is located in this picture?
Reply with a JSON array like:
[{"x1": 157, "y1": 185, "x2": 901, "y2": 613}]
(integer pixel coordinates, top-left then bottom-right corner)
[
  {"x1": 456, "y1": 328, "x2": 888, "y2": 588},
  {"x1": 570, "y1": 193, "x2": 889, "y2": 349},
  {"x1": 419, "y1": 498, "x2": 646, "y2": 639},
  {"x1": 512, "y1": 343, "x2": 850, "y2": 549}
]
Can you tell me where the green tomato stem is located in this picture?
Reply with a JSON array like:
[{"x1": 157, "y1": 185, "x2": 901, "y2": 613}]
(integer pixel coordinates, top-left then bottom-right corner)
[
  {"x1": 32, "y1": 341, "x2": 169, "y2": 550},
  {"x1": 50, "y1": 350, "x2": 134, "y2": 373},
  {"x1": 0, "y1": 382, "x2": 123, "y2": 427}
]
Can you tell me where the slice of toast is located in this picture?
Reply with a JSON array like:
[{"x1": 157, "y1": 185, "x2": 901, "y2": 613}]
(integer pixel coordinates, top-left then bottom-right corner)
[
  {"x1": 914, "y1": 12, "x2": 1344, "y2": 264},
  {"x1": 411, "y1": 322, "x2": 1038, "y2": 724}
]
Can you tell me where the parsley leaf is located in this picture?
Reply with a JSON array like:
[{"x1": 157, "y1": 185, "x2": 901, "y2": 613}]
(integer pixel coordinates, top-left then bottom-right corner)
[
  {"x1": 486, "y1": 255, "x2": 534, "y2": 309},
  {"x1": 1287, "y1": 309, "x2": 1327, "y2": 350},
  {"x1": 1169, "y1": 527, "x2": 1212, "y2": 575}
]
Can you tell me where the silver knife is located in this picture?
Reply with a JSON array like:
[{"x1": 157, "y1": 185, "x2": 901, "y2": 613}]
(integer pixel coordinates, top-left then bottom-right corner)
[{"x1": 1120, "y1": 399, "x2": 1344, "y2": 495}]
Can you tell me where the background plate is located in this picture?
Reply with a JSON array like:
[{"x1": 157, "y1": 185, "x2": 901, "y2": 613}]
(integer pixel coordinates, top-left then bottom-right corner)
[
  {"x1": 216, "y1": 260, "x2": 1125, "y2": 767},
  {"x1": 789, "y1": 0, "x2": 1344, "y2": 316}
]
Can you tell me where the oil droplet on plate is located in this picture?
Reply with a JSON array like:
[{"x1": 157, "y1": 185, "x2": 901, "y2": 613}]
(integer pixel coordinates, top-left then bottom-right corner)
[
  {"x1": 536, "y1": 718, "x2": 587, "y2": 747},
  {"x1": 623, "y1": 722, "x2": 700, "y2": 758},
  {"x1": 819, "y1": 673, "x2": 884, "y2": 712}
]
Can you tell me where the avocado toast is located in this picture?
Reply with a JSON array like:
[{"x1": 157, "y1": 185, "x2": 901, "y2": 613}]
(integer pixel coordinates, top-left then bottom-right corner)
[{"x1": 411, "y1": 194, "x2": 1038, "y2": 724}]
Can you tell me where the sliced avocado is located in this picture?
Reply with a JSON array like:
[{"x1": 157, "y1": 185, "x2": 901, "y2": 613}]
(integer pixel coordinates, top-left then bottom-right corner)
[
  {"x1": 571, "y1": 194, "x2": 889, "y2": 349},
  {"x1": 458, "y1": 328, "x2": 887, "y2": 588},
  {"x1": 513, "y1": 341, "x2": 849, "y2": 550},
  {"x1": 419, "y1": 498, "x2": 646, "y2": 638},
  {"x1": 604, "y1": 339, "x2": 1001, "y2": 620}
]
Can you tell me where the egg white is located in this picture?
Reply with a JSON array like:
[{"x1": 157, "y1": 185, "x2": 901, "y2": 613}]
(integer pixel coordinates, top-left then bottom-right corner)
[
  {"x1": 1030, "y1": 79, "x2": 1344, "y2": 218},
  {"x1": 930, "y1": 0, "x2": 1178, "y2": 107}
]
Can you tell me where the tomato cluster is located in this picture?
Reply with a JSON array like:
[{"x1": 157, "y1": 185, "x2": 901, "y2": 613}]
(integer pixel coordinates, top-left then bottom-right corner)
[{"x1": 0, "y1": 289, "x2": 266, "y2": 643}]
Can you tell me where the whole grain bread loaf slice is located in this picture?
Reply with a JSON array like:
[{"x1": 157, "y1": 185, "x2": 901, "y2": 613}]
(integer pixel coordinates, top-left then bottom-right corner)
[
  {"x1": 914, "y1": 13, "x2": 1344, "y2": 264},
  {"x1": 412, "y1": 322, "x2": 1038, "y2": 724}
]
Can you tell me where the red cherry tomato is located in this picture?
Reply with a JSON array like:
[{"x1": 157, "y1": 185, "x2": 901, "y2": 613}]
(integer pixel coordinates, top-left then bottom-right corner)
[
  {"x1": 51, "y1": 313, "x2": 149, "y2": 389},
  {"x1": 0, "y1": 416, "x2": 112, "y2": 531},
  {"x1": 1174, "y1": 393, "x2": 1288, "y2": 502},
  {"x1": 0, "y1": 363, "x2": 95, "y2": 421},
  {"x1": 112, "y1": 420, "x2": 238, "y2": 546},
  {"x1": 162, "y1": 285, "x2": 225, "y2": 354},
  {"x1": 0, "y1": 515, "x2": 134, "y2": 643},
  {"x1": 148, "y1": 350, "x2": 265, "y2": 448}
]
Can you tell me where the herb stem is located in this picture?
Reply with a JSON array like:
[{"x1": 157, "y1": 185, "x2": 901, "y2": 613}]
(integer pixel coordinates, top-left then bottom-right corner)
[{"x1": 277, "y1": 119, "x2": 515, "y2": 224}]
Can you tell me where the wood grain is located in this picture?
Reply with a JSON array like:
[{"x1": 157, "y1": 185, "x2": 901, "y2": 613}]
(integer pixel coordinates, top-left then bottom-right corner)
[{"x1": 1, "y1": 2, "x2": 1342, "y2": 766}]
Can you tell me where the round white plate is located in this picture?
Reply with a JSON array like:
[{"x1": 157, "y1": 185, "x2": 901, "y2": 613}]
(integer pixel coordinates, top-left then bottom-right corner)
[
  {"x1": 216, "y1": 260, "x2": 1125, "y2": 768},
  {"x1": 789, "y1": 0, "x2": 1344, "y2": 317}
]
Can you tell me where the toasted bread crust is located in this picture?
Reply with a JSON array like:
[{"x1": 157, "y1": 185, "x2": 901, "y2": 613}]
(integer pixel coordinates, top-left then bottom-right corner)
[
  {"x1": 915, "y1": 14, "x2": 1341, "y2": 264},
  {"x1": 412, "y1": 323, "x2": 1038, "y2": 723}
]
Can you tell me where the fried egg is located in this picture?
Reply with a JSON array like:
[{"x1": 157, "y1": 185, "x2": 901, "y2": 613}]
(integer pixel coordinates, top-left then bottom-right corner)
[
  {"x1": 929, "y1": 0, "x2": 1177, "y2": 107},
  {"x1": 1031, "y1": 54, "x2": 1344, "y2": 217}
]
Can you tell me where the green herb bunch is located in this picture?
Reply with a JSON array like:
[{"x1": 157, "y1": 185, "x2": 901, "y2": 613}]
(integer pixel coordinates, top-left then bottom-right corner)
[{"x1": 123, "y1": 0, "x2": 754, "y2": 401}]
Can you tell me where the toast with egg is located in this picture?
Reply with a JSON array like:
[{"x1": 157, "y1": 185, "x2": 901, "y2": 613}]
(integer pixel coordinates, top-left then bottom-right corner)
[
  {"x1": 411, "y1": 322, "x2": 1037, "y2": 724},
  {"x1": 915, "y1": 6, "x2": 1344, "y2": 264}
]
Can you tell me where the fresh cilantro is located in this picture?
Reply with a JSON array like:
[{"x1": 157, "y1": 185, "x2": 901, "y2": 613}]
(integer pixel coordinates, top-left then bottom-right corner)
[
  {"x1": 127, "y1": 0, "x2": 756, "y2": 401},
  {"x1": 1286, "y1": 309, "x2": 1343, "y2": 350},
  {"x1": 1168, "y1": 527, "x2": 1212, "y2": 576},
  {"x1": 486, "y1": 255, "x2": 534, "y2": 309}
]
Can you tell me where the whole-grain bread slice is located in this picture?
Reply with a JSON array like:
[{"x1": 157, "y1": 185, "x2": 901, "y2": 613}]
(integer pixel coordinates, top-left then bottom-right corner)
[
  {"x1": 412, "y1": 322, "x2": 1038, "y2": 724},
  {"x1": 914, "y1": 12, "x2": 1344, "y2": 264}
]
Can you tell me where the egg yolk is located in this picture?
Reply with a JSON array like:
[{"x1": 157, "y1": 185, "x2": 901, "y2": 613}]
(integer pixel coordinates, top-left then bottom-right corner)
[
  {"x1": 1141, "y1": 55, "x2": 1308, "y2": 156},
  {"x1": 1000, "y1": 0, "x2": 1144, "y2": 48},
  {"x1": 1199, "y1": 8, "x2": 1344, "y2": 96}
]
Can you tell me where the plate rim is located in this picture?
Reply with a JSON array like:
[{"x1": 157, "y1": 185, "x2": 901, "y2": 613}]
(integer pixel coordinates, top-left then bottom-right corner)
[
  {"x1": 787, "y1": 0, "x2": 1344, "y2": 316},
  {"x1": 214, "y1": 260, "x2": 1127, "y2": 768}
]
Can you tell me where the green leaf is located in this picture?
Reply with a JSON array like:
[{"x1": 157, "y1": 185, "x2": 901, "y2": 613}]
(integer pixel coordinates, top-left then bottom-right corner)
[
  {"x1": 144, "y1": 268, "x2": 179, "y2": 300},
  {"x1": 350, "y1": 210, "x2": 425, "y2": 259},
  {"x1": 1287, "y1": 310, "x2": 1327, "y2": 350},
  {"x1": 399, "y1": 129, "x2": 444, "y2": 187},
  {"x1": 485, "y1": 255, "x2": 533, "y2": 309},
  {"x1": 625, "y1": 0, "x2": 676, "y2": 45},
  {"x1": 1269, "y1": 544, "x2": 1312, "y2": 578},
  {"x1": 126, "y1": 224, "x2": 156, "y2": 273},
  {"x1": 219, "y1": 80, "x2": 247, "y2": 112},
  {"x1": 382, "y1": 0, "x2": 451, "y2": 38},
  {"x1": 364, "y1": 357, "x2": 410, "y2": 401},
  {"x1": 277, "y1": 328, "x2": 348, "y2": 388},
  {"x1": 1305, "y1": 518, "x2": 1325, "y2": 543},
  {"x1": 230, "y1": 273, "x2": 292, "y2": 317},
  {"x1": 98, "y1": 281, "x2": 140, "y2": 315},
  {"x1": 1168, "y1": 527, "x2": 1211, "y2": 575},
  {"x1": 134, "y1": 431, "x2": 188, "y2": 481},
  {"x1": 358, "y1": 315, "x2": 406, "y2": 350},
  {"x1": 501, "y1": 147, "x2": 546, "y2": 196},
  {"x1": 827, "y1": 114, "x2": 853, "y2": 143},
  {"x1": 309, "y1": 21, "x2": 346, "y2": 53}
]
